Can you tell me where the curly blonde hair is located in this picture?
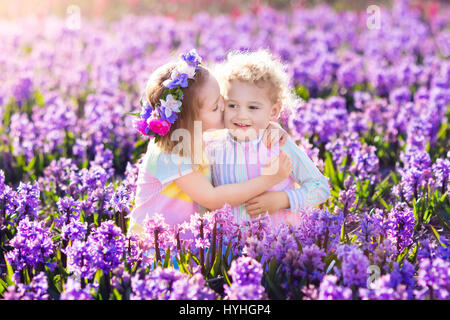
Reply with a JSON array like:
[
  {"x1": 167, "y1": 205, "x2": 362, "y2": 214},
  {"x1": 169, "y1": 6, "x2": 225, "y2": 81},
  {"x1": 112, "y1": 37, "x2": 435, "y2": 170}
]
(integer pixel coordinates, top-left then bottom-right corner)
[{"x1": 212, "y1": 49, "x2": 297, "y2": 111}]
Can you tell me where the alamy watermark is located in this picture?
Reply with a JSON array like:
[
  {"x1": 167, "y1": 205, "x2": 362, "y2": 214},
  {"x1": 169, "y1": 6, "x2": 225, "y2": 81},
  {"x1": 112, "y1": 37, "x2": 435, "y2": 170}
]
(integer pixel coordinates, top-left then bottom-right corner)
[
  {"x1": 166, "y1": 121, "x2": 283, "y2": 175},
  {"x1": 66, "y1": 5, "x2": 82, "y2": 30},
  {"x1": 366, "y1": 5, "x2": 381, "y2": 30},
  {"x1": 367, "y1": 265, "x2": 381, "y2": 289}
]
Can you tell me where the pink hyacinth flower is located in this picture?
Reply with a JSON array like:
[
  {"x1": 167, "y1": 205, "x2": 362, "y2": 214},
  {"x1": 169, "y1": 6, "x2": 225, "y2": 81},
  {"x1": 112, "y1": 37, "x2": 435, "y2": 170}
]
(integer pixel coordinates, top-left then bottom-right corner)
[
  {"x1": 148, "y1": 118, "x2": 171, "y2": 136},
  {"x1": 133, "y1": 118, "x2": 149, "y2": 136}
]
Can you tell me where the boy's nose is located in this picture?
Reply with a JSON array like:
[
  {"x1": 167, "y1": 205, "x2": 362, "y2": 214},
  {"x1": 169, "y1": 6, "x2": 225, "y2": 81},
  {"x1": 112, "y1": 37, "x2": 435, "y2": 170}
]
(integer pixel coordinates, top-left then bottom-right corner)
[{"x1": 236, "y1": 107, "x2": 250, "y2": 120}]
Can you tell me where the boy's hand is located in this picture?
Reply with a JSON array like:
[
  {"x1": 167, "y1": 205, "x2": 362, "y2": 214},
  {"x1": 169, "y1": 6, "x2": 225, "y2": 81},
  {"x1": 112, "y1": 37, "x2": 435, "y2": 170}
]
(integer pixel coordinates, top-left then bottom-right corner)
[
  {"x1": 261, "y1": 150, "x2": 292, "y2": 182},
  {"x1": 262, "y1": 122, "x2": 288, "y2": 149},
  {"x1": 245, "y1": 191, "x2": 290, "y2": 218}
]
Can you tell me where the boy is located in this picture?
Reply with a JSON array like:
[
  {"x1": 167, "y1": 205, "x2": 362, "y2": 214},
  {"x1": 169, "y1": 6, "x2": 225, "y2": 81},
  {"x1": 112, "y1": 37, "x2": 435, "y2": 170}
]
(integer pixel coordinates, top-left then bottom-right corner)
[{"x1": 206, "y1": 49, "x2": 331, "y2": 226}]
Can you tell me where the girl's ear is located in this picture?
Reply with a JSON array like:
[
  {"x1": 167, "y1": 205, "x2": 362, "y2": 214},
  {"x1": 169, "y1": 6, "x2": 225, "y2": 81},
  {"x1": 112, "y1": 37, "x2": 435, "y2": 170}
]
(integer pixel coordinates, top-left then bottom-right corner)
[{"x1": 270, "y1": 102, "x2": 282, "y2": 121}]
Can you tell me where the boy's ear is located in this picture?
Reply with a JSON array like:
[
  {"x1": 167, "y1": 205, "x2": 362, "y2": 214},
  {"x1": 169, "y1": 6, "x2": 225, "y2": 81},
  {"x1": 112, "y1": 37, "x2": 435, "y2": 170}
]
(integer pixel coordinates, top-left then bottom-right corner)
[{"x1": 270, "y1": 102, "x2": 282, "y2": 121}]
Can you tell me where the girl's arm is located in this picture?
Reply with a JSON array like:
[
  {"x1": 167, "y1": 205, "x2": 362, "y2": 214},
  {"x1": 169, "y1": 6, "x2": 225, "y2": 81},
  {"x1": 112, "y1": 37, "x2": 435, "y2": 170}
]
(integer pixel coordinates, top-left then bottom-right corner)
[
  {"x1": 174, "y1": 151, "x2": 292, "y2": 210},
  {"x1": 245, "y1": 138, "x2": 331, "y2": 216}
]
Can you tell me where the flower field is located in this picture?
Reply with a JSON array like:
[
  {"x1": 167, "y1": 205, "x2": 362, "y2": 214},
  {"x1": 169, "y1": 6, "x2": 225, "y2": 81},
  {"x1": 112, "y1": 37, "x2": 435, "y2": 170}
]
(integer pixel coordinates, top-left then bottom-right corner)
[{"x1": 0, "y1": 0, "x2": 449, "y2": 300}]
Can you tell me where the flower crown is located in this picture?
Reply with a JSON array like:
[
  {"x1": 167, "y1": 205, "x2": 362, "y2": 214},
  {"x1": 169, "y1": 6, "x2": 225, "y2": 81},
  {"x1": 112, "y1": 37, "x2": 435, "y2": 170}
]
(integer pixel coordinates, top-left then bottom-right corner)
[{"x1": 131, "y1": 49, "x2": 203, "y2": 140}]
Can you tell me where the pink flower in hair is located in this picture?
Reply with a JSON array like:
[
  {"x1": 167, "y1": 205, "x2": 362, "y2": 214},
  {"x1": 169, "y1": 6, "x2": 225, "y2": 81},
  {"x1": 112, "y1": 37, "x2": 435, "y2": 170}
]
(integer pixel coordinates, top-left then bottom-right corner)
[
  {"x1": 133, "y1": 118, "x2": 149, "y2": 136},
  {"x1": 148, "y1": 118, "x2": 171, "y2": 136}
]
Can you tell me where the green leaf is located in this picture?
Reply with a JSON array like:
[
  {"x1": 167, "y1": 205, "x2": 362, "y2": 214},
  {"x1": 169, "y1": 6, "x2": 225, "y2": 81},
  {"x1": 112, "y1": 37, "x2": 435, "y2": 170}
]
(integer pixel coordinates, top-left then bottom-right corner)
[
  {"x1": 436, "y1": 207, "x2": 450, "y2": 231},
  {"x1": 371, "y1": 174, "x2": 392, "y2": 200},
  {"x1": 190, "y1": 254, "x2": 201, "y2": 266},
  {"x1": 205, "y1": 246, "x2": 211, "y2": 273},
  {"x1": 413, "y1": 198, "x2": 420, "y2": 226},
  {"x1": 223, "y1": 242, "x2": 232, "y2": 266},
  {"x1": 210, "y1": 249, "x2": 221, "y2": 278},
  {"x1": 295, "y1": 85, "x2": 309, "y2": 101},
  {"x1": 340, "y1": 223, "x2": 346, "y2": 242},
  {"x1": 163, "y1": 247, "x2": 171, "y2": 268},
  {"x1": 263, "y1": 273, "x2": 284, "y2": 300},
  {"x1": 407, "y1": 244, "x2": 418, "y2": 263},
  {"x1": 378, "y1": 197, "x2": 390, "y2": 210},
  {"x1": 396, "y1": 247, "x2": 410, "y2": 262},
  {"x1": 362, "y1": 179, "x2": 370, "y2": 194},
  {"x1": 48, "y1": 220, "x2": 56, "y2": 233},
  {"x1": 175, "y1": 256, "x2": 188, "y2": 274},
  {"x1": 324, "y1": 152, "x2": 339, "y2": 188},
  {"x1": 94, "y1": 269, "x2": 103, "y2": 283},
  {"x1": 34, "y1": 89, "x2": 45, "y2": 107},
  {"x1": 330, "y1": 189, "x2": 340, "y2": 198},
  {"x1": 221, "y1": 264, "x2": 231, "y2": 286},
  {"x1": 436, "y1": 120, "x2": 447, "y2": 141},
  {"x1": 0, "y1": 278, "x2": 7, "y2": 296},
  {"x1": 112, "y1": 288, "x2": 122, "y2": 300},
  {"x1": 429, "y1": 225, "x2": 442, "y2": 245},
  {"x1": 390, "y1": 171, "x2": 399, "y2": 184},
  {"x1": 4, "y1": 255, "x2": 14, "y2": 282},
  {"x1": 23, "y1": 155, "x2": 37, "y2": 172},
  {"x1": 268, "y1": 258, "x2": 278, "y2": 278}
]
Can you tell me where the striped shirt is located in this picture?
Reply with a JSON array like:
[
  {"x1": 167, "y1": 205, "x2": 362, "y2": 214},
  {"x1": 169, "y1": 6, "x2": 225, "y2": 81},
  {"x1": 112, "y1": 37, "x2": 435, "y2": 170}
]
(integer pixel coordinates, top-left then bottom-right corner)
[{"x1": 204, "y1": 129, "x2": 331, "y2": 227}]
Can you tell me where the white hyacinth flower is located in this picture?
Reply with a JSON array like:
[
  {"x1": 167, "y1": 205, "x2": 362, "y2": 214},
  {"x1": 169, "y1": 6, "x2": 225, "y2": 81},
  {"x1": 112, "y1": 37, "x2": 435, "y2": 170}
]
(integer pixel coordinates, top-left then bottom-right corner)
[
  {"x1": 160, "y1": 94, "x2": 182, "y2": 118},
  {"x1": 176, "y1": 60, "x2": 196, "y2": 79}
]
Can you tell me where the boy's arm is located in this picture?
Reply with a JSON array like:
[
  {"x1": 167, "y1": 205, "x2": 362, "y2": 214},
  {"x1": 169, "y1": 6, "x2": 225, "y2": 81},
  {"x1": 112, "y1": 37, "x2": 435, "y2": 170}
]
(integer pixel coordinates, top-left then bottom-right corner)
[
  {"x1": 245, "y1": 191, "x2": 290, "y2": 217},
  {"x1": 246, "y1": 138, "x2": 331, "y2": 217},
  {"x1": 280, "y1": 137, "x2": 332, "y2": 211}
]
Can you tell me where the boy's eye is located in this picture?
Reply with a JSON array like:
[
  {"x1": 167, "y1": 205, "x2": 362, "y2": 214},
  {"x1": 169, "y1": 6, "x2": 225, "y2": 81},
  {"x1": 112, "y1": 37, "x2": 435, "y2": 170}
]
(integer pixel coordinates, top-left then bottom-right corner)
[
  {"x1": 228, "y1": 104, "x2": 238, "y2": 109},
  {"x1": 249, "y1": 106, "x2": 259, "y2": 110}
]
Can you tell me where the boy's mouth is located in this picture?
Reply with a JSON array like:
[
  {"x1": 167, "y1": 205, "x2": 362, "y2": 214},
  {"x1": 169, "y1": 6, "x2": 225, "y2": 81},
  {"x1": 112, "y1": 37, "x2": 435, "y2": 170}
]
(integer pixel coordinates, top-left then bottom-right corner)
[{"x1": 233, "y1": 121, "x2": 251, "y2": 129}]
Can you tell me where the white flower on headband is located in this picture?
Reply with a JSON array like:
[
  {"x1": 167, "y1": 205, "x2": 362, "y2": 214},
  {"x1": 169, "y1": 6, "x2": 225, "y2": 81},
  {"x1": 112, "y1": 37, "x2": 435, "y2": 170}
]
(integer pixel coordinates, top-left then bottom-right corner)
[
  {"x1": 160, "y1": 94, "x2": 182, "y2": 118},
  {"x1": 176, "y1": 60, "x2": 196, "y2": 79}
]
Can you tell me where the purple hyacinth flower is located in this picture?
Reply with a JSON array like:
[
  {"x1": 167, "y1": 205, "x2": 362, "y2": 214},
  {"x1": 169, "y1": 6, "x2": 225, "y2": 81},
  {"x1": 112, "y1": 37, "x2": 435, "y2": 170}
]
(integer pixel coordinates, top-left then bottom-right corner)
[
  {"x1": 336, "y1": 244, "x2": 370, "y2": 288},
  {"x1": 223, "y1": 257, "x2": 266, "y2": 300},
  {"x1": 385, "y1": 203, "x2": 415, "y2": 254},
  {"x1": 16, "y1": 181, "x2": 41, "y2": 220},
  {"x1": 140, "y1": 102, "x2": 153, "y2": 120},
  {"x1": 88, "y1": 220, "x2": 126, "y2": 274},
  {"x1": 432, "y1": 158, "x2": 449, "y2": 193},
  {"x1": 4, "y1": 272, "x2": 49, "y2": 300},
  {"x1": 414, "y1": 258, "x2": 449, "y2": 300},
  {"x1": 318, "y1": 275, "x2": 352, "y2": 300},
  {"x1": 228, "y1": 256, "x2": 263, "y2": 286},
  {"x1": 60, "y1": 278, "x2": 94, "y2": 300},
  {"x1": 55, "y1": 196, "x2": 81, "y2": 227},
  {"x1": 182, "y1": 49, "x2": 202, "y2": 68},
  {"x1": 61, "y1": 218, "x2": 87, "y2": 242},
  {"x1": 163, "y1": 71, "x2": 189, "y2": 89},
  {"x1": 6, "y1": 216, "x2": 54, "y2": 272},
  {"x1": 158, "y1": 105, "x2": 179, "y2": 124}
]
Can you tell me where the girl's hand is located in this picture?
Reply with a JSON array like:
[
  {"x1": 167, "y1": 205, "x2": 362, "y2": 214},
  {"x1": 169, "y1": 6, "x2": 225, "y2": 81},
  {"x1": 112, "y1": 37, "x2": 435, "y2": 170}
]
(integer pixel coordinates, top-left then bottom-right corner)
[
  {"x1": 262, "y1": 122, "x2": 288, "y2": 149},
  {"x1": 245, "y1": 191, "x2": 290, "y2": 218},
  {"x1": 261, "y1": 150, "x2": 292, "y2": 183}
]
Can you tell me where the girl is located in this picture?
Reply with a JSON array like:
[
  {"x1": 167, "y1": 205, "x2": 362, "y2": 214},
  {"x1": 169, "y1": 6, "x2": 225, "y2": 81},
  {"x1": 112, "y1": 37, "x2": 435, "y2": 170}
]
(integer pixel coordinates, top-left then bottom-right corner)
[{"x1": 128, "y1": 50, "x2": 291, "y2": 238}]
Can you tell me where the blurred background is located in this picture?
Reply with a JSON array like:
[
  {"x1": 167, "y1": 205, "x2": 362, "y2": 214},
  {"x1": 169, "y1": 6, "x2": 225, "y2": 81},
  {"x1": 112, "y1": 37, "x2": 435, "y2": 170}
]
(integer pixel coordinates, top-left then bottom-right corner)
[{"x1": 0, "y1": 0, "x2": 444, "y2": 20}]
